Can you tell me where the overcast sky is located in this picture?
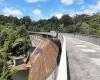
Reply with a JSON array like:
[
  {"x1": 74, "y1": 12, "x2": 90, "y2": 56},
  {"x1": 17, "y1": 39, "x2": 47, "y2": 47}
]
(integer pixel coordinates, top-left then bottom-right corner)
[{"x1": 0, "y1": 0, "x2": 100, "y2": 20}]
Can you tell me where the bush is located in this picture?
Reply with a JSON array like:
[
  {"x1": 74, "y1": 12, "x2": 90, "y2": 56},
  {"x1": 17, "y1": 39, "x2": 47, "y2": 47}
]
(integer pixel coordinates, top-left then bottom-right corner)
[{"x1": 0, "y1": 24, "x2": 31, "y2": 80}]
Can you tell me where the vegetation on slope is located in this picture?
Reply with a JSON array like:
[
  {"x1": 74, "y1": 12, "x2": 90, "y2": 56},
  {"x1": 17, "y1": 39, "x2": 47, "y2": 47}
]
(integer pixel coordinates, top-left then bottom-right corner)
[{"x1": 0, "y1": 23, "x2": 31, "y2": 80}]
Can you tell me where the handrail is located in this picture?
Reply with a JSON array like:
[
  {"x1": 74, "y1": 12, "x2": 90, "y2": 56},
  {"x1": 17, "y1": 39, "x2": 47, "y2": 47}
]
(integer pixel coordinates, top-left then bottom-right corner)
[
  {"x1": 57, "y1": 32, "x2": 64, "y2": 45},
  {"x1": 56, "y1": 33, "x2": 67, "y2": 80}
]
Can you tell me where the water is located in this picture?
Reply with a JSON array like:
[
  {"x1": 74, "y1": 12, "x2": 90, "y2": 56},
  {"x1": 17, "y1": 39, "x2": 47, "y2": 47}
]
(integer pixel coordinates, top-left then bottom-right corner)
[{"x1": 12, "y1": 70, "x2": 29, "y2": 80}]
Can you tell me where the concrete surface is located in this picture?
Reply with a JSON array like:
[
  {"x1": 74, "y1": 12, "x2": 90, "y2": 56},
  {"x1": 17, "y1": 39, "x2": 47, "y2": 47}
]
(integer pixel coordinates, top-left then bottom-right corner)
[
  {"x1": 90, "y1": 58, "x2": 100, "y2": 66},
  {"x1": 28, "y1": 37, "x2": 59, "y2": 80},
  {"x1": 63, "y1": 34, "x2": 100, "y2": 80}
]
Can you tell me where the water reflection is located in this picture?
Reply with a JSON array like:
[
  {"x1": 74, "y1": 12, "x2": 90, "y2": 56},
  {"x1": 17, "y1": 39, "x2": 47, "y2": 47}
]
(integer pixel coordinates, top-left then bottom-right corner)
[{"x1": 12, "y1": 70, "x2": 29, "y2": 80}]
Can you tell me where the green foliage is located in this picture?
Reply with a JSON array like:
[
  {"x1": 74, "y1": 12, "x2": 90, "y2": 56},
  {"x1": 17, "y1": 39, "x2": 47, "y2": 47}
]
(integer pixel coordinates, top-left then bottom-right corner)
[
  {"x1": 28, "y1": 13, "x2": 100, "y2": 34},
  {"x1": 0, "y1": 14, "x2": 100, "y2": 35},
  {"x1": 0, "y1": 24, "x2": 31, "y2": 80},
  {"x1": 66, "y1": 25, "x2": 76, "y2": 33},
  {"x1": 80, "y1": 22, "x2": 90, "y2": 34},
  {"x1": 96, "y1": 29, "x2": 100, "y2": 36},
  {"x1": 60, "y1": 14, "x2": 74, "y2": 26},
  {"x1": 17, "y1": 26, "x2": 27, "y2": 36},
  {"x1": 0, "y1": 60, "x2": 17, "y2": 80},
  {"x1": 0, "y1": 15, "x2": 20, "y2": 26},
  {"x1": 20, "y1": 16, "x2": 31, "y2": 30}
]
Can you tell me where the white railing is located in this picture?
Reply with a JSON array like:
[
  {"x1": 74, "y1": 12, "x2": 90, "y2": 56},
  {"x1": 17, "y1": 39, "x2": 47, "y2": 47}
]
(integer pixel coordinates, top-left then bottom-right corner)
[{"x1": 56, "y1": 33, "x2": 67, "y2": 80}]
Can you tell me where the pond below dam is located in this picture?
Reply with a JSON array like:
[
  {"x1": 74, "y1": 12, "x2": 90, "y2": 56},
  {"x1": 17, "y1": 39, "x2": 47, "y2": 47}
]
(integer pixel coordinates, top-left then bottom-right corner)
[{"x1": 12, "y1": 70, "x2": 29, "y2": 80}]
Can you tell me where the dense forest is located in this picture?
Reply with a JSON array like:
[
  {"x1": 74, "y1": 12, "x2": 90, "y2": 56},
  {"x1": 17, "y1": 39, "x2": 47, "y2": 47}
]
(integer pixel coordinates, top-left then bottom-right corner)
[
  {"x1": 0, "y1": 13, "x2": 100, "y2": 80},
  {"x1": 0, "y1": 13, "x2": 100, "y2": 35}
]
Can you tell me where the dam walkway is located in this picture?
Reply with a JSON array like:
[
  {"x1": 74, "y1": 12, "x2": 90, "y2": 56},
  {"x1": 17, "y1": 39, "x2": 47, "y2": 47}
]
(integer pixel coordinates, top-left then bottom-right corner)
[
  {"x1": 63, "y1": 34, "x2": 100, "y2": 80},
  {"x1": 29, "y1": 32, "x2": 100, "y2": 80}
]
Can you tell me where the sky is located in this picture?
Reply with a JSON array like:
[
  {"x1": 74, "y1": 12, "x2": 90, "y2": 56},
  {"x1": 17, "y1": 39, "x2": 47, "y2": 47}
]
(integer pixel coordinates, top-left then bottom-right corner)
[{"x1": 0, "y1": 0, "x2": 100, "y2": 20}]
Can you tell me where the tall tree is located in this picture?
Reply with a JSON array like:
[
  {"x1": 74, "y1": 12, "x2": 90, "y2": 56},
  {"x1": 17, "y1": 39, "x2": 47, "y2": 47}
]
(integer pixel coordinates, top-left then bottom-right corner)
[
  {"x1": 20, "y1": 16, "x2": 31, "y2": 30},
  {"x1": 60, "y1": 14, "x2": 74, "y2": 26}
]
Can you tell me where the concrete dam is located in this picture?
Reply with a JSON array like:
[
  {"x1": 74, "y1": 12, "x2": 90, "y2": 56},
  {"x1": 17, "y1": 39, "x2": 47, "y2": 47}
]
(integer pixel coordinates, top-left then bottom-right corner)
[
  {"x1": 12, "y1": 32, "x2": 62, "y2": 80},
  {"x1": 12, "y1": 32, "x2": 100, "y2": 80}
]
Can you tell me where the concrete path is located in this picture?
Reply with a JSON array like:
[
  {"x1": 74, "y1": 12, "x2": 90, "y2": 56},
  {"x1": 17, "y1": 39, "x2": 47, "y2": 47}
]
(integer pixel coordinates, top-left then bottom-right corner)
[{"x1": 63, "y1": 34, "x2": 100, "y2": 80}]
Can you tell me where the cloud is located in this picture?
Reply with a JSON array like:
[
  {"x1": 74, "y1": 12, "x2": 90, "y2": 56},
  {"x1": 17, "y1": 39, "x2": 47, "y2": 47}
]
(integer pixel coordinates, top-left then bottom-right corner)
[
  {"x1": 61, "y1": 0, "x2": 84, "y2": 5},
  {"x1": 55, "y1": 13, "x2": 63, "y2": 19},
  {"x1": 33, "y1": 9, "x2": 41, "y2": 16},
  {"x1": 67, "y1": 1, "x2": 100, "y2": 16},
  {"x1": 80, "y1": 1, "x2": 100, "y2": 15},
  {"x1": 50, "y1": 0, "x2": 100, "y2": 18},
  {"x1": 25, "y1": 0, "x2": 47, "y2": 3},
  {"x1": 93, "y1": 1, "x2": 100, "y2": 10},
  {"x1": 70, "y1": 9, "x2": 96, "y2": 16},
  {"x1": 2, "y1": 7, "x2": 23, "y2": 17},
  {"x1": 61, "y1": 0, "x2": 74, "y2": 5}
]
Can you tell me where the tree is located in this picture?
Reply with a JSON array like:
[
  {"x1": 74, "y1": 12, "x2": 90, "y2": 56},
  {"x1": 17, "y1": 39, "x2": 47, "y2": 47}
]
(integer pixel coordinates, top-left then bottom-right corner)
[
  {"x1": 74, "y1": 14, "x2": 90, "y2": 24},
  {"x1": 60, "y1": 14, "x2": 74, "y2": 26},
  {"x1": 80, "y1": 22, "x2": 90, "y2": 34},
  {"x1": 20, "y1": 16, "x2": 32, "y2": 30}
]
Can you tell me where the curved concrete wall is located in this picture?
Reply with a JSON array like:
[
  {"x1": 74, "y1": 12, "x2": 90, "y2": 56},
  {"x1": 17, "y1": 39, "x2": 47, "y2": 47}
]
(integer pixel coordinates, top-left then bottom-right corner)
[
  {"x1": 28, "y1": 37, "x2": 59, "y2": 80},
  {"x1": 29, "y1": 32, "x2": 67, "y2": 80}
]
